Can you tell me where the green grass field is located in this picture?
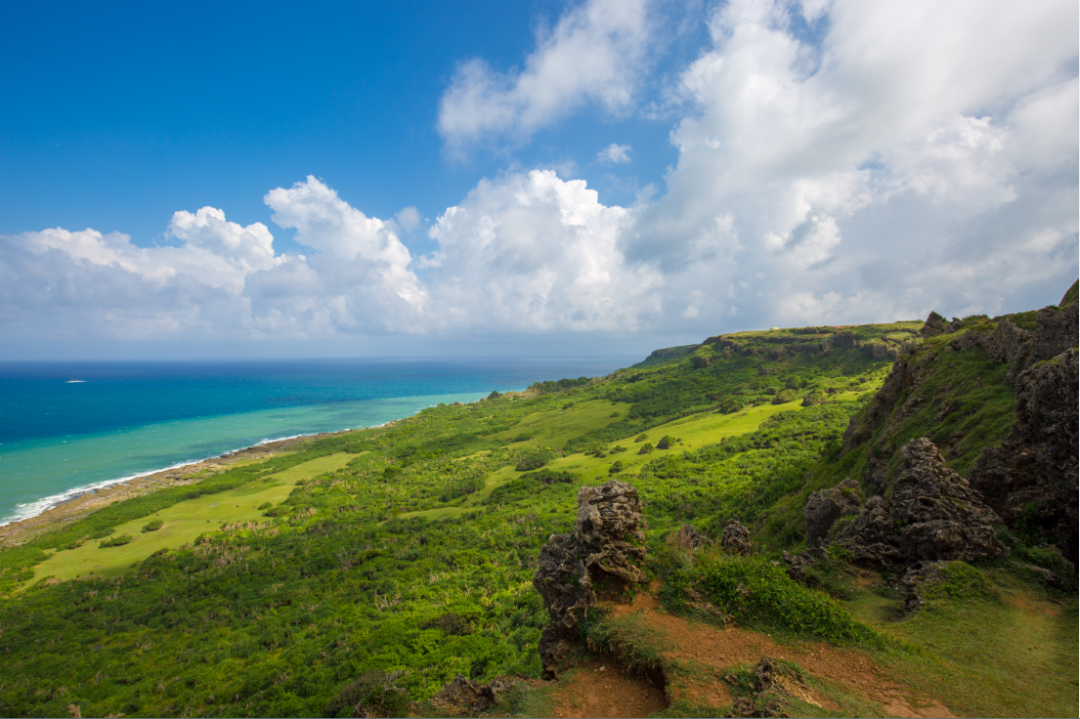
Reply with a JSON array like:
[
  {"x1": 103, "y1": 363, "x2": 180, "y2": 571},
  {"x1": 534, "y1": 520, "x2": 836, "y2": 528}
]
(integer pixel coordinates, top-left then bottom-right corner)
[
  {"x1": 488, "y1": 399, "x2": 625, "y2": 448},
  {"x1": 25, "y1": 453, "x2": 357, "y2": 587},
  {"x1": 394, "y1": 400, "x2": 808, "y2": 523}
]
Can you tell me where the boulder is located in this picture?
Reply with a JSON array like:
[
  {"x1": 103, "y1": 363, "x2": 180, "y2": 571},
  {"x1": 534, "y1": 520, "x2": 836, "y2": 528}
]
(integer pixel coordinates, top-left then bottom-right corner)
[
  {"x1": 431, "y1": 675, "x2": 531, "y2": 716},
  {"x1": 898, "y1": 561, "x2": 948, "y2": 616},
  {"x1": 533, "y1": 480, "x2": 647, "y2": 677},
  {"x1": 669, "y1": 523, "x2": 715, "y2": 551},
  {"x1": 720, "y1": 519, "x2": 753, "y2": 556},
  {"x1": 833, "y1": 496, "x2": 903, "y2": 566},
  {"x1": 832, "y1": 439, "x2": 1004, "y2": 568},
  {"x1": 804, "y1": 479, "x2": 864, "y2": 548},
  {"x1": 890, "y1": 438, "x2": 1005, "y2": 563}
]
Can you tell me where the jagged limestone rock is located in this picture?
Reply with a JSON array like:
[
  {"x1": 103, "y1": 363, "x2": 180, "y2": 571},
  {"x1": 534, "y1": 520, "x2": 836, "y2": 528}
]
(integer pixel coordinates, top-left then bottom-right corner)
[
  {"x1": 970, "y1": 346, "x2": 1079, "y2": 565},
  {"x1": 431, "y1": 675, "x2": 530, "y2": 715},
  {"x1": 720, "y1": 519, "x2": 753, "y2": 555},
  {"x1": 833, "y1": 496, "x2": 903, "y2": 566},
  {"x1": 920, "y1": 311, "x2": 948, "y2": 337},
  {"x1": 890, "y1": 438, "x2": 1005, "y2": 564},
  {"x1": 803, "y1": 478, "x2": 864, "y2": 548},
  {"x1": 832, "y1": 439, "x2": 1004, "y2": 568},
  {"x1": 668, "y1": 523, "x2": 715, "y2": 551},
  {"x1": 533, "y1": 480, "x2": 647, "y2": 677}
]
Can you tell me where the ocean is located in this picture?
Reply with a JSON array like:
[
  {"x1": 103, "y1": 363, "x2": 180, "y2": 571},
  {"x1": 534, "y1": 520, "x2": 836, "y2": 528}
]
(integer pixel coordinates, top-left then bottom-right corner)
[{"x1": 0, "y1": 358, "x2": 633, "y2": 525}]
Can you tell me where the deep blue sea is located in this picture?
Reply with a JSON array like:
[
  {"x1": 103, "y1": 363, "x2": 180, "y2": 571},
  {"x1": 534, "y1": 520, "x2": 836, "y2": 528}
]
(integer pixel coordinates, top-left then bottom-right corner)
[{"x1": 0, "y1": 358, "x2": 633, "y2": 525}]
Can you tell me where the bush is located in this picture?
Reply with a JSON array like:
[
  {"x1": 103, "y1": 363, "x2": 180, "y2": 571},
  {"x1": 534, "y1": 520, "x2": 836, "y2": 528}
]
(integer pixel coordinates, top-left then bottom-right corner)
[
  {"x1": 609, "y1": 461, "x2": 626, "y2": 475},
  {"x1": 257, "y1": 502, "x2": 273, "y2": 510},
  {"x1": 324, "y1": 670, "x2": 410, "y2": 718},
  {"x1": 522, "y1": 468, "x2": 577, "y2": 484},
  {"x1": 141, "y1": 519, "x2": 163, "y2": 533},
  {"x1": 515, "y1": 447, "x2": 557, "y2": 472},
  {"x1": 656, "y1": 435, "x2": 676, "y2": 450},
  {"x1": 99, "y1": 534, "x2": 133, "y2": 548},
  {"x1": 609, "y1": 445, "x2": 627, "y2": 454},
  {"x1": 634, "y1": 433, "x2": 649, "y2": 443},
  {"x1": 511, "y1": 433, "x2": 532, "y2": 442},
  {"x1": 638, "y1": 443, "x2": 654, "y2": 455},
  {"x1": 773, "y1": 389, "x2": 798, "y2": 404},
  {"x1": 695, "y1": 555, "x2": 879, "y2": 645}
]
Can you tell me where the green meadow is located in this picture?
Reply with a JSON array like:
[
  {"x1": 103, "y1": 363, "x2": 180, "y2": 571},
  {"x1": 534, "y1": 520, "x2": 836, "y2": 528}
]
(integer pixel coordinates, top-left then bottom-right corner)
[{"x1": 25, "y1": 453, "x2": 357, "y2": 586}]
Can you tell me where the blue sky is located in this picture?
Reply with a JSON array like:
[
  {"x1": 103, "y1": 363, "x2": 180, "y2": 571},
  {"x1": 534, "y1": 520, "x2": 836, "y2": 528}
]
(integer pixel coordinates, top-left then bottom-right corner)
[{"x1": 1, "y1": 0, "x2": 1077, "y2": 360}]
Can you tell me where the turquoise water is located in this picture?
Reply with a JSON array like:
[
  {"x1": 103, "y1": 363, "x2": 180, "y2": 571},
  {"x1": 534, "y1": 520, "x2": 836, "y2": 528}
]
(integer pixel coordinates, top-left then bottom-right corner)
[{"x1": 0, "y1": 358, "x2": 631, "y2": 525}]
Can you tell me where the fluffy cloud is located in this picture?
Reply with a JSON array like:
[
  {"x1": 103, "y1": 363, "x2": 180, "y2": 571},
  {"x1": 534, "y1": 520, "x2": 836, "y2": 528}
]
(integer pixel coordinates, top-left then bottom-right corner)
[
  {"x1": 437, "y1": 0, "x2": 651, "y2": 150},
  {"x1": 597, "y1": 143, "x2": 633, "y2": 165},
  {"x1": 2, "y1": 0, "x2": 1076, "y2": 352},
  {"x1": 426, "y1": 170, "x2": 661, "y2": 332},
  {"x1": 625, "y1": 0, "x2": 1078, "y2": 327}
]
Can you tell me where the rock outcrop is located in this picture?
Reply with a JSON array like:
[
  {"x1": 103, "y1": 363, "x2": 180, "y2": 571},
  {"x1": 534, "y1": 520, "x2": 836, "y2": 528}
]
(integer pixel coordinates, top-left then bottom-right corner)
[
  {"x1": 888, "y1": 439, "x2": 1005, "y2": 563},
  {"x1": 803, "y1": 478, "x2": 864, "y2": 548},
  {"x1": 720, "y1": 519, "x2": 753, "y2": 555},
  {"x1": 969, "y1": 347, "x2": 1079, "y2": 564},
  {"x1": 533, "y1": 481, "x2": 647, "y2": 677},
  {"x1": 832, "y1": 439, "x2": 1005, "y2": 567},
  {"x1": 788, "y1": 439, "x2": 1006, "y2": 579},
  {"x1": 839, "y1": 292, "x2": 1078, "y2": 566},
  {"x1": 669, "y1": 523, "x2": 715, "y2": 551},
  {"x1": 431, "y1": 675, "x2": 531, "y2": 716}
]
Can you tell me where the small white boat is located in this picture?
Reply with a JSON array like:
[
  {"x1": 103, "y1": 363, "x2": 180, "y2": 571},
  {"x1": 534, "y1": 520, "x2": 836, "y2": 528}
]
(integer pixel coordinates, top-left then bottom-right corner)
[{"x1": 65, "y1": 379, "x2": 86, "y2": 383}]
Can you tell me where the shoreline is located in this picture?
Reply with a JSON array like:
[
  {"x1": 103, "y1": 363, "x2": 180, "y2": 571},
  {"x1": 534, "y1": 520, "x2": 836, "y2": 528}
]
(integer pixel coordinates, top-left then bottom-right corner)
[
  {"x1": 0, "y1": 387, "x2": 528, "y2": 548},
  {"x1": 0, "y1": 425, "x2": 373, "y2": 547}
]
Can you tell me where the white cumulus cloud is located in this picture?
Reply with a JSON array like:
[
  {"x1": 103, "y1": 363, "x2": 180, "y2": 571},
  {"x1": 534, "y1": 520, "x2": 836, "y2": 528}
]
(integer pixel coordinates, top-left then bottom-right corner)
[
  {"x1": 597, "y1": 143, "x2": 633, "y2": 165},
  {"x1": 437, "y1": 0, "x2": 652, "y2": 151}
]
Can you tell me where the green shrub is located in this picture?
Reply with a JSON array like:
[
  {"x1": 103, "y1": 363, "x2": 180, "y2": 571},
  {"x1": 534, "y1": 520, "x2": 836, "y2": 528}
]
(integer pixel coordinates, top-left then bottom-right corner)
[
  {"x1": 656, "y1": 435, "x2": 675, "y2": 450},
  {"x1": 773, "y1": 389, "x2": 798, "y2": 404},
  {"x1": 609, "y1": 461, "x2": 626, "y2": 475},
  {"x1": 257, "y1": 502, "x2": 272, "y2": 510},
  {"x1": 634, "y1": 433, "x2": 649, "y2": 442},
  {"x1": 695, "y1": 555, "x2": 879, "y2": 645},
  {"x1": 439, "y1": 476, "x2": 484, "y2": 502},
  {"x1": 515, "y1": 447, "x2": 557, "y2": 472},
  {"x1": 141, "y1": 519, "x2": 164, "y2": 533},
  {"x1": 511, "y1": 433, "x2": 532, "y2": 442},
  {"x1": 324, "y1": 670, "x2": 410, "y2": 719},
  {"x1": 638, "y1": 443, "x2": 654, "y2": 455},
  {"x1": 924, "y1": 562, "x2": 998, "y2": 603},
  {"x1": 99, "y1": 534, "x2": 133, "y2": 548},
  {"x1": 609, "y1": 445, "x2": 627, "y2": 454},
  {"x1": 521, "y1": 468, "x2": 577, "y2": 484}
]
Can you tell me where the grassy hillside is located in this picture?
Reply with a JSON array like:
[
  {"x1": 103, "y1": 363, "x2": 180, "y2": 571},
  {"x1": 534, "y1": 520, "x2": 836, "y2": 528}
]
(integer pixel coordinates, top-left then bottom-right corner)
[{"x1": 0, "y1": 308, "x2": 1075, "y2": 718}]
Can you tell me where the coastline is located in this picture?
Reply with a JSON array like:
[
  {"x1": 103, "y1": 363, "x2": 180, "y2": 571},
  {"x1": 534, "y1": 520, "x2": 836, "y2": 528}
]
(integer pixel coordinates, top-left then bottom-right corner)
[{"x1": 0, "y1": 426, "x2": 363, "y2": 547}]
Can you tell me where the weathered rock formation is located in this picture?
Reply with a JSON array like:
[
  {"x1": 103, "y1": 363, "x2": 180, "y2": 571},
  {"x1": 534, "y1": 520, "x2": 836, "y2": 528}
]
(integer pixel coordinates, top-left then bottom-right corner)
[
  {"x1": 720, "y1": 519, "x2": 754, "y2": 555},
  {"x1": 840, "y1": 292, "x2": 1078, "y2": 566},
  {"x1": 832, "y1": 439, "x2": 1005, "y2": 566},
  {"x1": 669, "y1": 523, "x2": 715, "y2": 550},
  {"x1": 787, "y1": 439, "x2": 1005, "y2": 584},
  {"x1": 431, "y1": 675, "x2": 530, "y2": 716},
  {"x1": 803, "y1": 478, "x2": 864, "y2": 548},
  {"x1": 969, "y1": 347, "x2": 1079, "y2": 565},
  {"x1": 533, "y1": 481, "x2": 647, "y2": 677}
]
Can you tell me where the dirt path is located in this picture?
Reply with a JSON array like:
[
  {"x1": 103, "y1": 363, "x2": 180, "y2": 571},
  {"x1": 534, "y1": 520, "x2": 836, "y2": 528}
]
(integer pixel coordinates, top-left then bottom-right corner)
[{"x1": 549, "y1": 586, "x2": 954, "y2": 718}]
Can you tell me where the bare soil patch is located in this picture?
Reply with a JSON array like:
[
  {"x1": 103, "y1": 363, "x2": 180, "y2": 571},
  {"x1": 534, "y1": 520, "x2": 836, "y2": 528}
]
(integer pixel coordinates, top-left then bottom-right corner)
[
  {"x1": 604, "y1": 589, "x2": 954, "y2": 718},
  {"x1": 551, "y1": 661, "x2": 668, "y2": 718}
]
